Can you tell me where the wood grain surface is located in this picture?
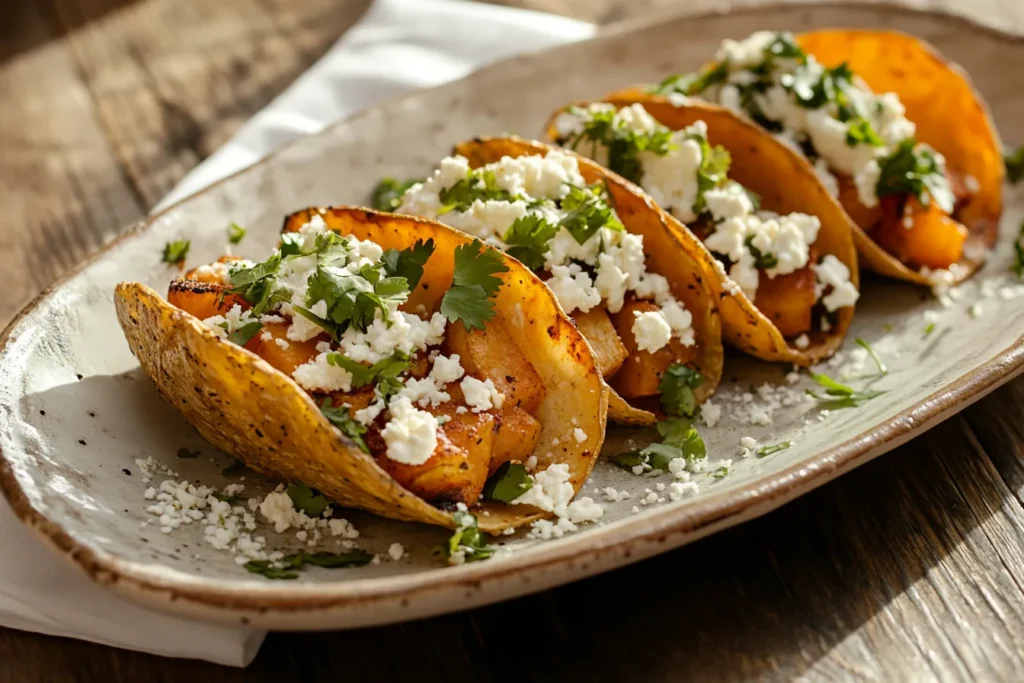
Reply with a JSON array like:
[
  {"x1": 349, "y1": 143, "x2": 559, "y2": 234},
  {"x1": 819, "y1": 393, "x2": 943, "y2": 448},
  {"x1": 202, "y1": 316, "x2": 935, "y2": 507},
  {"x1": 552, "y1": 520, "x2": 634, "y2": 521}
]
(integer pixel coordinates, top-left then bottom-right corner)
[{"x1": 2, "y1": 0, "x2": 1023, "y2": 681}]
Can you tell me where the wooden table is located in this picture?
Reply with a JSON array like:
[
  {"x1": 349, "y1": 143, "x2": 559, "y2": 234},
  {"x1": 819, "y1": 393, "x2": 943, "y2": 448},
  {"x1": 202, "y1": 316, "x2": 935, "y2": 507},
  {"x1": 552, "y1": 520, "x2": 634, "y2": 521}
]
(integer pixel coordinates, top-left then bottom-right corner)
[{"x1": 2, "y1": 0, "x2": 1023, "y2": 680}]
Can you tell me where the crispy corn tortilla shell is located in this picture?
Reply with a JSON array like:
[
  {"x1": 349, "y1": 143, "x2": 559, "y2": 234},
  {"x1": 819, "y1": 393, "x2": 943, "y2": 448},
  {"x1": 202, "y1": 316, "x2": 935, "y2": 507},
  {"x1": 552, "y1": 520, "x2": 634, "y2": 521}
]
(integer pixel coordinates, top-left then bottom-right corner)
[
  {"x1": 451, "y1": 136, "x2": 725, "y2": 426},
  {"x1": 115, "y1": 207, "x2": 608, "y2": 532},
  {"x1": 613, "y1": 30, "x2": 1002, "y2": 287},
  {"x1": 544, "y1": 99, "x2": 858, "y2": 365},
  {"x1": 796, "y1": 29, "x2": 1003, "y2": 285}
]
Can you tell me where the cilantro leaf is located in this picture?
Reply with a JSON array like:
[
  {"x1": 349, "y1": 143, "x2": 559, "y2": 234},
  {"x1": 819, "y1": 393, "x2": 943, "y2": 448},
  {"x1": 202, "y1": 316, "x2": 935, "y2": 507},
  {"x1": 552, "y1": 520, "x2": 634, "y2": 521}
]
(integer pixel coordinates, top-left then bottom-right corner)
[
  {"x1": 279, "y1": 232, "x2": 305, "y2": 257},
  {"x1": 227, "y1": 321, "x2": 262, "y2": 347},
  {"x1": 245, "y1": 549, "x2": 373, "y2": 579},
  {"x1": 381, "y1": 239, "x2": 435, "y2": 290},
  {"x1": 756, "y1": 441, "x2": 792, "y2": 457},
  {"x1": 503, "y1": 214, "x2": 559, "y2": 270},
  {"x1": 658, "y1": 364, "x2": 704, "y2": 418},
  {"x1": 227, "y1": 222, "x2": 247, "y2": 245},
  {"x1": 923, "y1": 322, "x2": 936, "y2": 338},
  {"x1": 1006, "y1": 147, "x2": 1024, "y2": 184},
  {"x1": 438, "y1": 170, "x2": 515, "y2": 214},
  {"x1": 440, "y1": 240, "x2": 509, "y2": 330},
  {"x1": 559, "y1": 105, "x2": 675, "y2": 185},
  {"x1": 611, "y1": 417, "x2": 706, "y2": 473},
  {"x1": 162, "y1": 239, "x2": 191, "y2": 264},
  {"x1": 437, "y1": 511, "x2": 494, "y2": 564},
  {"x1": 305, "y1": 260, "x2": 408, "y2": 337},
  {"x1": 649, "y1": 61, "x2": 728, "y2": 97},
  {"x1": 854, "y1": 337, "x2": 888, "y2": 376},
  {"x1": 481, "y1": 462, "x2": 533, "y2": 502},
  {"x1": 687, "y1": 132, "x2": 731, "y2": 215},
  {"x1": 875, "y1": 139, "x2": 954, "y2": 213},
  {"x1": 286, "y1": 482, "x2": 331, "y2": 517},
  {"x1": 371, "y1": 177, "x2": 422, "y2": 211},
  {"x1": 806, "y1": 373, "x2": 885, "y2": 409},
  {"x1": 744, "y1": 235, "x2": 778, "y2": 269},
  {"x1": 319, "y1": 398, "x2": 370, "y2": 453},
  {"x1": 559, "y1": 183, "x2": 624, "y2": 245},
  {"x1": 228, "y1": 252, "x2": 290, "y2": 316},
  {"x1": 326, "y1": 352, "x2": 411, "y2": 399},
  {"x1": 657, "y1": 417, "x2": 707, "y2": 461},
  {"x1": 713, "y1": 465, "x2": 730, "y2": 479},
  {"x1": 845, "y1": 118, "x2": 883, "y2": 147}
]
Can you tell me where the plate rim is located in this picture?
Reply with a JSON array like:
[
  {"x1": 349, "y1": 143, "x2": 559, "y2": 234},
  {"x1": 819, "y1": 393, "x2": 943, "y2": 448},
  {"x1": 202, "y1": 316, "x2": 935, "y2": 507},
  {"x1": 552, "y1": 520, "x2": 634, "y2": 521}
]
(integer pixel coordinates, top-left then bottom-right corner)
[{"x1": 1, "y1": 0, "x2": 1023, "y2": 626}]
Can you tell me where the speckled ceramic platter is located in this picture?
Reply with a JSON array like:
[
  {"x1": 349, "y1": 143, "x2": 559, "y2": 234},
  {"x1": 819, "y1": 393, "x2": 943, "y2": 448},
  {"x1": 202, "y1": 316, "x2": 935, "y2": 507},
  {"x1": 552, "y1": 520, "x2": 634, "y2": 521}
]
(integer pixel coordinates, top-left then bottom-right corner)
[{"x1": 1, "y1": 3, "x2": 1023, "y2": 630}]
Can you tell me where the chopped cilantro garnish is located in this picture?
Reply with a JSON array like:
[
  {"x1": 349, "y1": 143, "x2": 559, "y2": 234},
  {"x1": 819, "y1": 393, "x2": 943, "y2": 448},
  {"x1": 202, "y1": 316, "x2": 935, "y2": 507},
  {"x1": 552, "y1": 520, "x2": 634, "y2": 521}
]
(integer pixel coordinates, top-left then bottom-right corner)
[
  {"x1": 440, "y1": 240, "x2": 509, "y2": 330},
  {"x1": 371, "y1": 177, "x2": 422, "y2": 211},
  {"x1": 1013, "y1": 221, "x2": 1024, "y2": 278},
  {"x1": 302, "y1": 241, "x2": 410, "y2": 338},
  {"x1": 176, "y1": 447, "x2": 200, "y2": 459},
  {"x1": 560, "y1": 105, "x2": 674, "y2": 185},
  {"x1": 712, "y1": 465, "x2": 730, "y2": 479},
  {"x1": 854, "y1": 337, "x2": 887, "y2": 376},
  {"x1": 791, "y1": 63, "x2": 855, "y2": 113},
  {"x1": 806, "y1": 373, "x2": 885, "y2": 409},
  {"x1": 227, "y1": 222, "x2": 247, "y2": 245},
  {"x1": 279, "y1": 232, "x2": 305, "y2": 257},
  {"x1": 923, "y1": 322, "x2": 936, "y2": 337},
  {"x1": 1005, "y1": 147, "x2": 1024, "y2": 184},
  {"x1": 437, "y1": 510, "x2": 494, "y2": 564},
  {"x1": 245, "y1": 549, "x2": 373, "y2": 579},
  {"x1": 319, "y1": 398, "x2": 370, "y2": 453},
  {"x1": 649, "y1": 61, "x2": 729, "y2": 97},
  {"x1": 875, "y1": 139, "x2": 954, "y2": 213},
  {"x1": 381, "y1": 239, "x2": 435, "y2": 290},
  {"x1": 286, "y1": 482, "x2": 331, "y2": 518},
  {"x1": 744, "y1": 235, "x2": 778, "y2": 269},
  {"x1": 227, "y1": 252, "x2": 290, "y2": 315},
  {"x1": 610, "y1": 417, "x2": 706, "y2": 473},
  {"x1": 756, "y1": 441, "x2": 792, "y2": 457},
  {"x1": 213, "y1": 492, "x2": 245, "y2": 505},
  {"x1": 481, "y1": 462, "x2": 533, "y2": 502},
  {"x1": 688, "y1": 135, "x2": 731, "y2": 215},
  {"x1": 763, "y1": 33, "x2": 804, "y2": 60},
  {"x1": 162, "y1": 239, "x2": 191, "y2": 264},
  {"x1": 327, "y1": 352, "x2": 410, "y2": 400},
  {"x1": 658, "y1": 364, "x2": 704, "y2": 418},
  {"x1": 438, "y1": 170, "x2": 516, "y2": 214},
  {"x1": 845, "y1": 118, "x2": 883, "y2": 147},
  {"x1": 227, "y1": 321, "x2": 262, "y2": 347},
  {"x1": 559, "y1": 183, "x2": 624, "y2": 245},
  {"x1": 503, "y1": 214, "x2": 559, "y2": 270}
]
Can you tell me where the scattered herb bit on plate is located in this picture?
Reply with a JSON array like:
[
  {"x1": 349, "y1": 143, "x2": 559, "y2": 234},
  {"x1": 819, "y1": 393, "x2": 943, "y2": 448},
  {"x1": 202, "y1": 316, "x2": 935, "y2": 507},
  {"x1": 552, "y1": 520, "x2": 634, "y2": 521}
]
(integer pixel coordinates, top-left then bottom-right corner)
[
  {"x1": 227, "y1": 222, "x2": 247, "y2": 244},
  {"x1": 806, "y1": 373, "x2": 885, "y2": 409},
  {"x1": 854, "y1": 337, "x2": 887, "y2": 376},
  {"x1": 162, "y1": 239, "x2": 190, "y2": 265},
  {"x1": 756, "y1": 441, "x2": 792, "y2": 457},
  {"x1": 286, "y1": 482, "x2": 331, "y2": 517},
  {"x1": 245, "y1": 549, "x2": 374, "y2": 580},
  {"x1": 437, "y1": 510, "x2": 494, "y2": 565},
  {"x1": 482, "y1": 462, "x2": 533, "y2": 503}
]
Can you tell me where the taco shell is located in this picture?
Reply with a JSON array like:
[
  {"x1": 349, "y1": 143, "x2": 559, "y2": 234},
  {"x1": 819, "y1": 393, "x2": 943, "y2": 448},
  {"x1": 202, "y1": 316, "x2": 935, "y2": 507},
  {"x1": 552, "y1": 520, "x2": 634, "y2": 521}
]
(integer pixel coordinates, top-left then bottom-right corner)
[
  {"x1": 115, "y1": 207, "x2": 608, "y2": 532},
  {"x1": 544, "y1": 99, "x2": 859, "y2": 364},
  {"x1": 796, "y1": 29, "x2": 1003, "y2": 285},
  {"x1": 451, "y1": 136, "x2": 724, "y2": 425}
]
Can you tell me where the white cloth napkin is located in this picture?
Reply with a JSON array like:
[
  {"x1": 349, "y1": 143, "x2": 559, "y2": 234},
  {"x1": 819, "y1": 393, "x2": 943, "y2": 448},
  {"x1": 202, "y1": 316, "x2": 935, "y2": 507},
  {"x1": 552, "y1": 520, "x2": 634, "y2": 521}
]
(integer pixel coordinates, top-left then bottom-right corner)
[{"x1": 1, "y1": 0, "x2": 593, "y2": 667}]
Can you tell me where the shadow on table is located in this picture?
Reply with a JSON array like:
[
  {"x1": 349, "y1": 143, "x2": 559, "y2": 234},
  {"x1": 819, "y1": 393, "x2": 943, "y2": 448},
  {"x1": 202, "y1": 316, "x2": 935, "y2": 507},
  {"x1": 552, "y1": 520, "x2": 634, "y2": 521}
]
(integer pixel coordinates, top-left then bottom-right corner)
[{"x1": 258, "y1": 377, "x2": 1024, "y2": 682}]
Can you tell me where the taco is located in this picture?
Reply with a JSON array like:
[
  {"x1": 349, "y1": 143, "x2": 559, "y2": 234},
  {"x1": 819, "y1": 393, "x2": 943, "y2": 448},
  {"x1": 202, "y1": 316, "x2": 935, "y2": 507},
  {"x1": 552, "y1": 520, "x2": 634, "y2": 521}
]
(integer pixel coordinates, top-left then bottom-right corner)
[
  {"x1": 545, "y1": 98, "x2": 859, "y2": 363},
  {"x1": 620, "y1": 30, "x2": 1003, "y2": 288},
  {"x1": 115, "y1": 207, "x2": 608, "y2": 532},
  {"x1": 386, "y1": 141, "x2": 724, "y2": 425}
]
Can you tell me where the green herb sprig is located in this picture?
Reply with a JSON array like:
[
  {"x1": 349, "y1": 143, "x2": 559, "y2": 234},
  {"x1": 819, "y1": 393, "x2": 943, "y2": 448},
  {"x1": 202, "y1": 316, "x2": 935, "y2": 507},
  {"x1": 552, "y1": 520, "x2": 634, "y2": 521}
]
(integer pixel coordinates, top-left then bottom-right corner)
[
  {"x1": 440, "y1": 240, "x2": 509, "y2": 330},
  {"x1": 245, "y1": 549, "x2": 373, "y2": 580}
]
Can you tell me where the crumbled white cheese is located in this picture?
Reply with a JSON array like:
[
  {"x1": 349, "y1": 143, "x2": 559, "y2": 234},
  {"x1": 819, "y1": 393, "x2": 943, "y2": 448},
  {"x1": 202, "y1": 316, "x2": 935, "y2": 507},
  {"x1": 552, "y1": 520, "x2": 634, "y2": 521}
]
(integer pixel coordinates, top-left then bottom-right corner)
[
  {"x1": 202, "y1": 304, "x2": 258, "y2": 339},
  {"x1": 573, "y1": 428, "x2": 587, "y2": 444},
  {"x1": 632, "y1": 310, "x2": 673, "y2": 352},
  {"x1": 291, "y1": 352, "x2": 353, "y2": 393},
  {"x1": 380, "y1": 397, "x2": 438, "y2": 465},
  {"x1": 815, "y1": 254, "x2": 860, "y2": 312},
  {"x1": 460, "y1": 376, "x2": 504, "y2": 413},
  {"x1": 794, "y1": 334, "x2": 810, "y2": 350},
  {"x1": 701, "y1": 400, "x2": 722, "y2": 428},
  {"x1": 388, "y1": 543, "x2": 406, "y2": 561}
]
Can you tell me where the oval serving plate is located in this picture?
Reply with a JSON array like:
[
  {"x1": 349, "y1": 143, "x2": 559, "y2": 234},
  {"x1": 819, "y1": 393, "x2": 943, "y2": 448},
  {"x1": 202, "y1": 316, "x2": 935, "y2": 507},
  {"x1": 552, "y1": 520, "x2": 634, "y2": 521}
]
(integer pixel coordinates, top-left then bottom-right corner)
[{"x1": 1, "y1": 3, "x2": 1023, "y2": 629}]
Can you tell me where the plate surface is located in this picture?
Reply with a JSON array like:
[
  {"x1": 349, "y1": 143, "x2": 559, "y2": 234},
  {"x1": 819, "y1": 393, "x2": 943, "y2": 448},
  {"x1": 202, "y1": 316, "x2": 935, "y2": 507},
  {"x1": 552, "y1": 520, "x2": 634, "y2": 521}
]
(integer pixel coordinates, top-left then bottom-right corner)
[{"x1": 1, "y1": 3, "x2": 1023, "y2": 629}]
